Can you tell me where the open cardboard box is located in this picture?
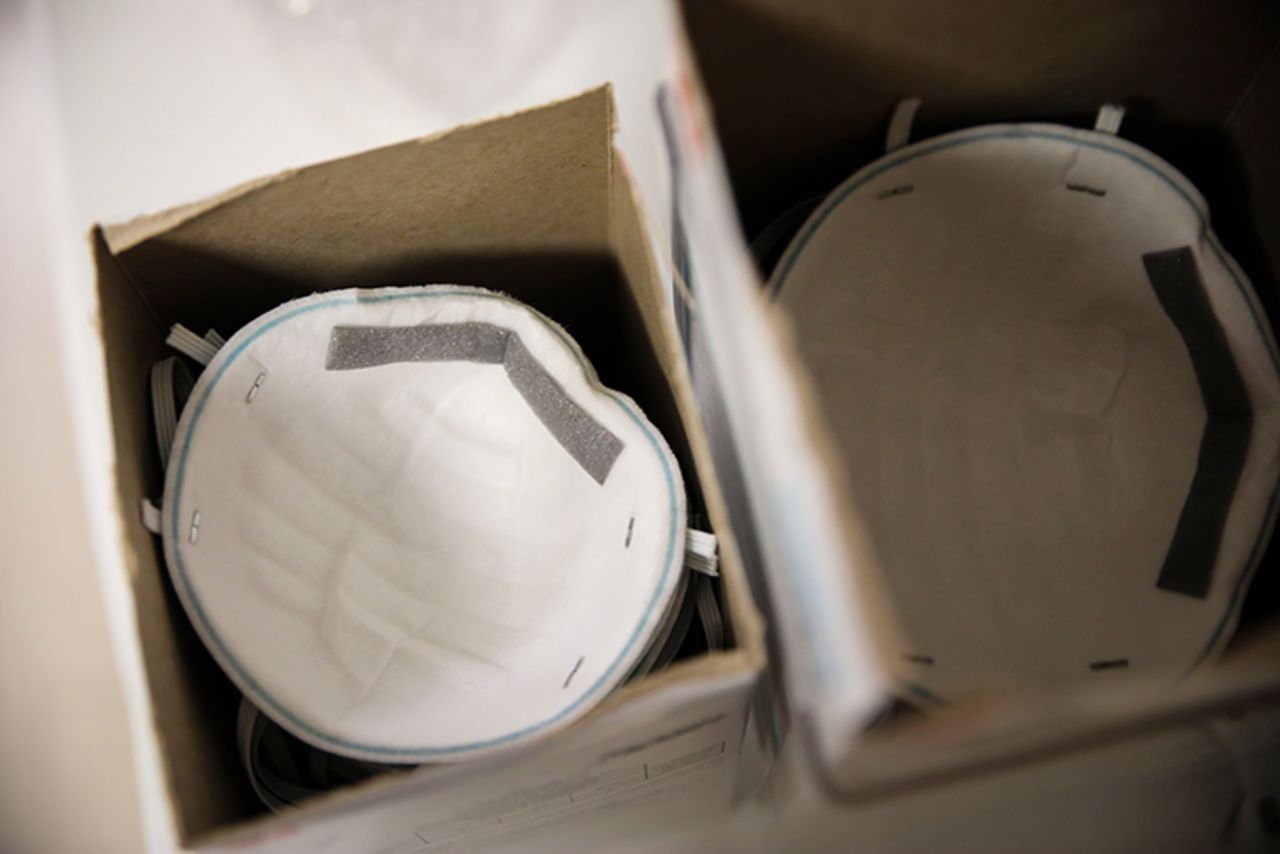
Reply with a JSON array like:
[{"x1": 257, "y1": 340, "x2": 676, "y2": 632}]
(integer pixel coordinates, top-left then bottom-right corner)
[
  {"x1": 78, "y1": 2, "x2": 1280, "y2": 846},
  {"x1": 90, "y1": 87, "x2": 764, "y2": 851},
  {"x1": 656, "y1": 0, "x2": 1280, "y2": 800}
]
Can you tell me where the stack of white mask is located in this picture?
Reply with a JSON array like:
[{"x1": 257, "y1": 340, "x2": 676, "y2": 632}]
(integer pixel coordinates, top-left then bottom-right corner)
[
  {"x1": 772, "y1": 104, "x2": 1280, "y2": 701},
  {"x1": 143, "y1": 286, "x2": 721, "y2": 797}
]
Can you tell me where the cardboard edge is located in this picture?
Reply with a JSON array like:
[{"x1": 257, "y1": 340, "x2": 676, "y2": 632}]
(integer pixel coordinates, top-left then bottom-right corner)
[
  {"x1": 593, "y1": 649, "x2": 760, "y2": 718},
  {"x1": 807, "y1": 625, "x2": 1280, "y2": 803},
  {"x1": 193, "y1": 657, "x2": 759, "y2": 851},
  {"x1": 85, "y1": 227, "x2": 185, "y2": 849},
  {"x1": 605, "y1": 137, "x2": 767, "y2": 674},
  {"x1": 101, "y1": 85, "x2": 618, "y2": 253},
  {"x1": 102, "y1": 171, "x2": 298, "y2": 255},
  {"x1": 763, "y1": 303, "x2": 904, "y2": 677}
]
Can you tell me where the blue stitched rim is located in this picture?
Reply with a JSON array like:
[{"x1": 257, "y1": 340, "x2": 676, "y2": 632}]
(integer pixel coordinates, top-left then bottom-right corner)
[
  {"x1": 163, "y1": 287, "x2": 683, "y2": 761},
  {"x1": 769, "y1": 125, "x2": 1280, "y2": 691}
]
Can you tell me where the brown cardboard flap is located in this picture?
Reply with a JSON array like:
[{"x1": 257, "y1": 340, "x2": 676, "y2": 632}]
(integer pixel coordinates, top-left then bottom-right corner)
[
  {"x1": 109, "y1": 88, "x2": 614, "y2": 335},
  {"x1": 105, "y1": 87, "x2": 612, "y2": 254}
]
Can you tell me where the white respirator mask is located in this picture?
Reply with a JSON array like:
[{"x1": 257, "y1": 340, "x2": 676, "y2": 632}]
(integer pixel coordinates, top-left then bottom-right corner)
[
  {"x1": 772, "y1": 103, "x2": 1280, "y2": 700},
  {"x1": 143, "y1": 285, "x2": 718, "y2": 766}
]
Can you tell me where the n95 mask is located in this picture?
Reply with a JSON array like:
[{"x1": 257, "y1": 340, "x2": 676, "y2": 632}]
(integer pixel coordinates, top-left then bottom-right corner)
[
  {"x1": 156, "y1": 286, "x2": 687, "y2": 763},
  {"x1": 772, "y1": 105, "x2": 1280, "y2": 700}
]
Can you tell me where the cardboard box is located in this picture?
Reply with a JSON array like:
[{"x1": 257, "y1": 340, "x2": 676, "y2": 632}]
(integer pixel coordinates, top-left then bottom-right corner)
[
  {"x1": 78, "y1": 3, "x2": 1280, "y2": 847},
  {"x1": 660, "y1": 0, "x2": 1280, "y2": 802},
  {"x1": 90, "y1": 87, "x2": 763, "y2": 851}
]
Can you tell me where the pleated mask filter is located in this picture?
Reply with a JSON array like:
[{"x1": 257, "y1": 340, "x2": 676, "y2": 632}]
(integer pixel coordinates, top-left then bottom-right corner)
[
  {"x1": 149, "y1": 285, "x2": 691, "y2": 764},
  {"x1": 772, "y1": 104, "x2": 1280, "y2": 700}
]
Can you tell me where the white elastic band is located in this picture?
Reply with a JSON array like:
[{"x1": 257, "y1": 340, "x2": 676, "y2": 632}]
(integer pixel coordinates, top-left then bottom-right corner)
[
  {"x1": 204, "y1": 329, "x2": 226, "y2": 348},
  {"x1": 886, "y1": 97, "x2": 923, "y2": 152},
  {"x1": 166, "y1": 323, "x2": 219, "y2": 365},
  {"x1": 627, "y1": 572, "x2": 690, "y2": 680},
  {"x1": 150, "y1": 355, "x2": 197, "y2": 470},
  {"x1": 1094, "y1": 104, "x2": 1125, "y2": 135},
  {"x1": 150, "y1": 357, "x2": 180, "y2": 468},
  {"x1": 696, "y1": 576, "x2": 724, "y2": 651},
  {"x1": 141, "y1": 499, "x2": 162, "y2": 534},
  {"x1": 238, "y1": 700, "x2": 405, "y2": 812},
  {"x1": 685, "y1": 528, "x2": 719, "y2": 576}
]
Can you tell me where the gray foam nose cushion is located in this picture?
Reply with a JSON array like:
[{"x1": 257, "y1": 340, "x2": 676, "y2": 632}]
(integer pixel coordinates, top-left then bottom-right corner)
[{"x1": 773, "y1": 124, "x2": 1280, "y2": 699}]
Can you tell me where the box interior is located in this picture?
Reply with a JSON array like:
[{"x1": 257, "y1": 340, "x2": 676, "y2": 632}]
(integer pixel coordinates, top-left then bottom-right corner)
[
  {"x1": 94, "y1": 89, "x2": 752, "y2": 843},
  {"x1": 679, "y1": 0, "x2": 1280, "y2": 793},
  {"x1": 683, "y1": 0, "x2": 1280, "y2": 656}
]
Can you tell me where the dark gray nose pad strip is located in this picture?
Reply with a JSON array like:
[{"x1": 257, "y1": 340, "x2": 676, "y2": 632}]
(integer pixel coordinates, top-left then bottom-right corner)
[
  {"x1": 1144, "y1": 247, "x2": 1254, "y2": 598},
  {"x1": 325, "y1": 322, "x2": 625, "y2": 485}
]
